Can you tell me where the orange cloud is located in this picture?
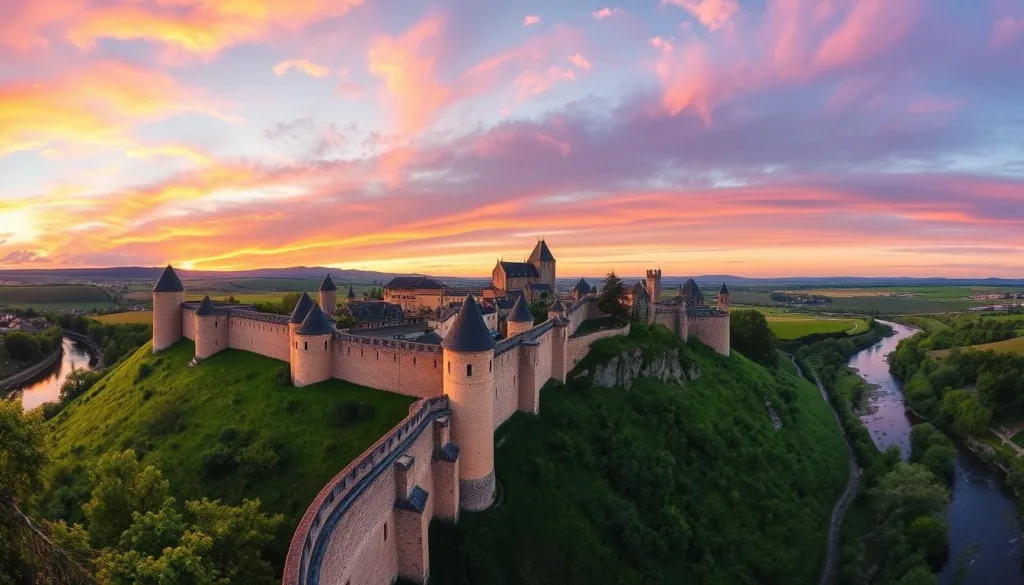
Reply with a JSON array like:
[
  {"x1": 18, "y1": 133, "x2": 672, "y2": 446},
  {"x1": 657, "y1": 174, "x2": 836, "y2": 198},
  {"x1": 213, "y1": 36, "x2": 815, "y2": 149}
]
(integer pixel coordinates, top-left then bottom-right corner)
[
  {"x1": 523, "y1": 15, "x2": 542, "y2": 27},
  {"x1": 274, "y1": 59, "x2": 330, "y2": 78},
  {"x1": 367, "y1": 16, "x2": 450, "y2": 136},
  {"x1": 663, "y1": 0, "x2": 739, "y2": 31},
  {"x1": 0, "y1": 60, "x2": 230, "y2": 158}
]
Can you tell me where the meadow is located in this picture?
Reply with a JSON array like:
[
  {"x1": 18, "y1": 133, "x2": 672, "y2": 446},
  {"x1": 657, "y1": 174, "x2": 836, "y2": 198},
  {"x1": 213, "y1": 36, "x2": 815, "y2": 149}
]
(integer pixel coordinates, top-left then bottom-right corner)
[
  {"x1": 930, "y1": 337, "x2": 1024, "y2": 358},
  {"x1": 728, "y1": 285, "x2": 1023, "y2": 315},
  {"x1": 92, "y1": 311, "x2": 154, "y2": 325},
  {"x1": 0, "y1": 285, "x2": 115, "y2": 309},
  {"x1": 122, "y1": 278, "x2": 381, "y2": 306},
  {"x1": 761, "y1": 314, "x2": 868, "y2": 340}
]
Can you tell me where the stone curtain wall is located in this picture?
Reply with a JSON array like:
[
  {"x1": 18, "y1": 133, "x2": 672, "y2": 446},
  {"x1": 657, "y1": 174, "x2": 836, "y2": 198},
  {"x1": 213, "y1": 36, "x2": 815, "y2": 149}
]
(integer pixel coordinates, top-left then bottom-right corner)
[
  {"x1": 690, "y1": 314, "x2": 731, "y2": 356},
  {"x1": 332, "y1": 335, "x2": 443, "y2": 399},
  {"x1": 493, "y1": 348, "x2": 521, "y2": 428},
  {"x1": 182, "y1": 308, "x2": 196, "y2": 340},
  {"x1": 566, "y1": 322, "x2": 632, "y2": 369},
  {"x1": 283, "y1": 397, "x2": 457, "y2": 585},
  {"x1": 228, "y1": 313, "x2": 290, "y2": 362}
]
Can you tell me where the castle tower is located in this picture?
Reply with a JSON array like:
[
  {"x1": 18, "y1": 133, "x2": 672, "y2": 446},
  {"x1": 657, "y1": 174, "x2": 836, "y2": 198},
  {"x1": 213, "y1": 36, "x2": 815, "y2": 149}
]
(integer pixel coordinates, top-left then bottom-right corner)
[
  {"x1": 152, "y1": 264, "x2": 185, "y2": 353},
  {"x1": 319, "y1": 274, "x2": 337, "y2": 315},
  {"x1": 506, "y1": 295, "x2": 534, "y2": 337},
  {"x1": 547, "y1": 299, "x2": 567, "y2": 321},
  {"x1": 646, "y1": 269, "x2": 662, "y2": 303},
  {"x1": 717, "y1": 283, "x2": 730, "y2": 313},
  {"x1": 346, "y1": 284, "x2": 356, "y2": 302},
  {"x1": 442, "y1": 295, "x2": 496, "y2": 511},
  {"x1": 288, "y1": 292, "x2": 315, "y2": 362},
  {"x1": 528, "y1": 240, "x2": 556, "y2": 289},
  {"x1": 291, "y1": 306, "x2": 335, "y2": 387},
  {"x1": 194, "y1": 295, "x2": 226, "y2": 359}
]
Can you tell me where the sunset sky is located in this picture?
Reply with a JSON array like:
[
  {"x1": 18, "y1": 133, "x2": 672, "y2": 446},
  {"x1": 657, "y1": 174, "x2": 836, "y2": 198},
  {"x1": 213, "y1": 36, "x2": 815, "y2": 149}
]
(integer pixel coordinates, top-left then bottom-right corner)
[{"x1": 1, "y1": 0, "x2": 1022, "y2": 277}]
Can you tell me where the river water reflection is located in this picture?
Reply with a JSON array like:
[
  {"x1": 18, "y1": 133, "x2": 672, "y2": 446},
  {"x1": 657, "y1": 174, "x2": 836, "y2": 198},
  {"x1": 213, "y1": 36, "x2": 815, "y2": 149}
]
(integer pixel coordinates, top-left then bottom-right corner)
[
  {"x1": 849, "y1": 321, "x2": 1023, "y2": 584},
  {"x1": 12, "y1": 337, "x2": 98, "y2": 411}
]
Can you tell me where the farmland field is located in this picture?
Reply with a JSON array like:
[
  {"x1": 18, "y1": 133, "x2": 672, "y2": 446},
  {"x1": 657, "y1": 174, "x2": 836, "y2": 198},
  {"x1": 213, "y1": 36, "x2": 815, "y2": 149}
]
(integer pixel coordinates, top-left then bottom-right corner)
[
  {"x1": 93, "y1": 311, "x2": 154, "y2": 325},
  {"x1": 124, "y1": 278, "x2": 380, "y2": 305},
  {"x1": 931, "y1": 336, "x2": 1024, "y2": 358},
  {"x1": 727, "y1": 286, "x2": 1022, "y2": 314},
  {"x1": 762, "y1": 314, "x2": 868, "y2": 340},
  {"x1": 0, "y1": 285, "x2": 115, "y2": 309}
]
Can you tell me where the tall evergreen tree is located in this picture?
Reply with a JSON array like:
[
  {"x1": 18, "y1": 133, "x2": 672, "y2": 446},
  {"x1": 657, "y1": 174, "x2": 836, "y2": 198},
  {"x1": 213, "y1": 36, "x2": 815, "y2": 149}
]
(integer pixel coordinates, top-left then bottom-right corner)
[{"x1": 597, "y1": 272, "x2": 629, "y2": 319}]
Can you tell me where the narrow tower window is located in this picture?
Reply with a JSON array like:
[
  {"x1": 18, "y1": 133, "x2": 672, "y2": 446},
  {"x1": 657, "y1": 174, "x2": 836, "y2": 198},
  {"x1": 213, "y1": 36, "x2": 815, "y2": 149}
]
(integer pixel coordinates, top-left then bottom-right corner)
[
  {"x1": 304, "y1": 342, "x2": 308, "y2": 350},
  {"x1": 384, "y1": 522, "x2": 388, "y2": 541},
  {"x1": 467, "y1": 364, "x2": 473, "y2": 376}
]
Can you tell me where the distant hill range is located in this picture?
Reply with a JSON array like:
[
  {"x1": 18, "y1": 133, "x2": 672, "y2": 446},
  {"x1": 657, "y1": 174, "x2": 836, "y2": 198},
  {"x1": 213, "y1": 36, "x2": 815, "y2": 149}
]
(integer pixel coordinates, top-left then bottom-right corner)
[{"x1": 0, "y1": 266, "x2": 1021, "y2": 288}]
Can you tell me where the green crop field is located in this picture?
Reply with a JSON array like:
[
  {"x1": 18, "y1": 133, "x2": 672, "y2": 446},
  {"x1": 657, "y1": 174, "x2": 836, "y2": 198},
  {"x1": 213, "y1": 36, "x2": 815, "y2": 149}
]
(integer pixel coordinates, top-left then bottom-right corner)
[
  {"x1": 0, "y1": 285, "x2": 115, "y2": 309},
  {"x1": 763, "y1": 315, "x2": 868, "y2": 340},
  {"x1": 93, "y1": 311, "x2": 154, "y2": 325},
  {"x1": 931, "y1": 336, "x2": 1024, "y2": 358},
  {"x1": 726, "y1": 285, "x2": 1020, "y2": 315},
  {"x1": 43, "y1": 340, "x2": 415, "y2": 566}
]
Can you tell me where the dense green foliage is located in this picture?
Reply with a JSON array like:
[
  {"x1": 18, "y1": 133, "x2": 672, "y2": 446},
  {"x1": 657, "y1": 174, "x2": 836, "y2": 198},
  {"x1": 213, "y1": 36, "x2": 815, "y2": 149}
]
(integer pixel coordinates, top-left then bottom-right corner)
[
  {"x1": 431, "y1": 323, "x2": 849, "y2": 585},
  {"x1": 730, "y1": 309, "x2": 777, "y2": 365},
  {"x1": 0, "y1": 401, "x2": 48, "y2": 584},
  {"x1": 925, "y1": 319, "x2": 1018, "y2": 350},
  {"x1": 2, "y1": 327, "x2": 63, "y2": 363},
  {"x1": 253, "y1": 291, "x2": 304, "y2": 315},
  {"x1": 796, "y1": 322, "x2": 951, "y2": 585},
  {"x1": 596, "y1": 271, "x2": 629, "y2": 319},
  {"x1": 88, "y1": 322, "x2": 152, "y2": 366},
  {"x1": 42, "y1": 340, "x2": 415, "y2": 569}
]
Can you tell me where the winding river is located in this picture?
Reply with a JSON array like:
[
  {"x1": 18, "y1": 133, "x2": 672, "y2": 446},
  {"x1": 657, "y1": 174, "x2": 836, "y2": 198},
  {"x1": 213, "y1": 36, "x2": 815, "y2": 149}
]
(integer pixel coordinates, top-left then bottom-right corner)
[
  {"x1": 11, "y1": 337, "x2": 98, "y2": 411},
  {"x1": 850, "y1": 321, "x2": 1024, "y2": 584}
]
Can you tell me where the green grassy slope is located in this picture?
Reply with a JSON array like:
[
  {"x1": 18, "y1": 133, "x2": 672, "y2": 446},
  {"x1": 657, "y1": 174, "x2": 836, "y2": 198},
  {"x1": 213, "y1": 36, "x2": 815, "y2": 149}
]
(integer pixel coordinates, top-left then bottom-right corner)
[
  {"x1": 43, "y1": 340, "x2": 415, "y2": 564},
  {"x1": 430, "y1": 325, "x2": 849, "y2": 585}
]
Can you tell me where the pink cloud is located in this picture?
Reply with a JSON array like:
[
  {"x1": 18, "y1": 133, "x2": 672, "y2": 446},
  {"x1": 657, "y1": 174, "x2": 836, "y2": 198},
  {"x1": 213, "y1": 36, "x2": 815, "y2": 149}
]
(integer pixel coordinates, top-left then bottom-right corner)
[
  {"x1": 663, "y1": 0, "x2": 739, "y2": 31},
  {"x1": 523, "y1": 15, "x2": 541, "y2": 27},
  {"x1": 812, "y1": 0, "x2": 920, "y2": 72},
  {"x1": 273, "y1": 59, "x2": 330, "y2": 78},
  {"x1": 592, "y1": 8, "x2": 624, "y2": 20},
  {"x1": 514, "y1": 66, "x2": 577, "y2": 101},
  {"x1": 567, "y1": 53, "x2": 591, "y2": 71},
  {"x1": 992, "y1": 16, "x2": 1024, "y2": 48}
]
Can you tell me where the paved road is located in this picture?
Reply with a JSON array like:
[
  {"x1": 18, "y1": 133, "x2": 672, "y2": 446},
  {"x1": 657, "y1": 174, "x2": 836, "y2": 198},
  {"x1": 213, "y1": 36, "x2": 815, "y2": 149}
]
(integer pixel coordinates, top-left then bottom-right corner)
[{"x1": 790, "y1": 356, "x2": 861, "y2": 585}]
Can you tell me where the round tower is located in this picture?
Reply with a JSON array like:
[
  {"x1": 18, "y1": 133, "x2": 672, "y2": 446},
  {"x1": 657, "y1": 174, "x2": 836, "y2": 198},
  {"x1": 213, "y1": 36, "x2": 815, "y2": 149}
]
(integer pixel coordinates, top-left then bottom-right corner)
[
  {"x1": 292, "y1": 306, "x2": 335, "y2": 387},
  {"x1": 319, "y1": 274, "x2": 337, "y2": 316},
  {"x1": 152, "y1": 264, "x2": 185, "y2": 352},
  {"x1": 288, "y1": 292, "x2": 316, "y2": 362},
  {"x1": 717, "y1": 283, "x2": 731, "y2": 313},
  {"x1": 506, "y1": 295, "x2": 534, "y2": 337},
  {"x1": 194, "y1": 295, "x2": 222, "y2": 359},
  {"x1": 547, "y1": 299, "x2": 567, "y2": 321},
  {"x1": 442, "y1": 295, "x2": 496, "y2": 511}
]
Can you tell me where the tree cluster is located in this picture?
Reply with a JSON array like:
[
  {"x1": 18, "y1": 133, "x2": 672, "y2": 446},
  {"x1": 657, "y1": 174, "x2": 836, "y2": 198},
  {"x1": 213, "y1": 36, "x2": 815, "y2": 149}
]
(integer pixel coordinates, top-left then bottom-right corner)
[
  {"x1": 2, "y1": 327, "x2": 63, "y2": 364},
  {"x1": 729, "y1": 310, "x2": 777, "y2": 365},
  {"x1": 597, "y1": 272, "x2": 629, "y2": 320}
]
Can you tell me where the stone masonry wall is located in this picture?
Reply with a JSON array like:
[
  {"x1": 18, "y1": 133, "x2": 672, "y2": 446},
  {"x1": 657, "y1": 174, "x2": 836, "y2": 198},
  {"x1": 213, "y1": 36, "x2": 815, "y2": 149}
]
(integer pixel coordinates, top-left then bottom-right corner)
[
  {"x1": 333, "y1": 338, "x2": 443, "y2": 398},
  {"x1": 493, "y1": 348, "x2": 521, "y2": 428},
  {"x1": 690, "y1": 314, "x2": 731, "y2": 356},
  {"x1": 228, "y1": 316, "x2": 289, "y2": 362},
  {"x1": 566, "y1": 322, "x2": 632, "y2": 370},
  {"x1": 182, "y1": 308, "x2": 196, "y2": 341}
]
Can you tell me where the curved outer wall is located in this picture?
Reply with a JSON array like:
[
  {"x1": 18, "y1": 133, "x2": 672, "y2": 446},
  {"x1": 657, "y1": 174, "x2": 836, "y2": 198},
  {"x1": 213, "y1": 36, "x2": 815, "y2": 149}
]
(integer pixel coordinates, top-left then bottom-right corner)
[
  {"x1": 152, "y1": 291, "x2": 184, "y2": 352},
  {"x1": 293, "y1": 333, "x2": 333, "y2": 387},
  {"x1": 195, "y1": 314, "x2": 228, "y2": 359},
  {"x1": 506, "y1": 319, "x2": 533, "y2": 338},
  {"x1": 443, "y1": 347, "x2": 495, "y2": 511},
  {"x1": 320, "y1": 291, "x2": 337, "y2": 316}
]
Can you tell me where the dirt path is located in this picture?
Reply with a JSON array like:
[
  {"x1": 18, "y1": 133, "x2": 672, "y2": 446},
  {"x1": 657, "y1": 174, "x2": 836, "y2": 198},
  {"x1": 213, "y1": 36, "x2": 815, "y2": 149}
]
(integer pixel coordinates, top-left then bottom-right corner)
[{"x1": 790, "y1": 355, "x2": 861, "y2": 585}]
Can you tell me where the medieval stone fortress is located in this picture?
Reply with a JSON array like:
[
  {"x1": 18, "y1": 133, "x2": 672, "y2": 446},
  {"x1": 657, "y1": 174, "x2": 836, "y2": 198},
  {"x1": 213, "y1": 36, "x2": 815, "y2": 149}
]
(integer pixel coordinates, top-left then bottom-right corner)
[{"x1": 149, "y1": 241, "x2": 730, "y2": 585}]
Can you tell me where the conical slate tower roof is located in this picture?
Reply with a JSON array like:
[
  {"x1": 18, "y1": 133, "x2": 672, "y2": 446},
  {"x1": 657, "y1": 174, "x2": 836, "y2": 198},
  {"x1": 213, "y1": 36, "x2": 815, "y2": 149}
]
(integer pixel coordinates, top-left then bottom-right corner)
[
  {"x1": 442, "y1": 295, "x2": 495, "y2": 352},
  {"x1": 528, "y1": 239, "x2": 555, "y2": 262},
  {"x1": 551, "y1": 299, "x2": 566, "y2": 312},
  {"x1": 153, "y1": 264, "x2": 184, "y2": 293},
  {"x1": 681, "y1": 278, "x2": 703, "y2": 301},
  {"x1": 719, "y1": 283, "x2": 729, "y2": 295},
  {"x1": 196, "y1": 295, "x2": 214, "y2": 316},
  {"x1": 298, "y1": 306, "x2": 335, "y2": 336},
  {"x1": 320, "y1": 274, "x2": 337, "y2": 291},
  {"x1": 347, "y1": 285, "x2": 356, "y2": 300},
  {"x1": 289, "y1": 292, "x2": 315, "y2": 324},
  {"x1": 574, "y1": 277, "x2": 591, "y2": 294},
  {"x1": 508, "y1": 295, "x2": 534, "y2": 322}
]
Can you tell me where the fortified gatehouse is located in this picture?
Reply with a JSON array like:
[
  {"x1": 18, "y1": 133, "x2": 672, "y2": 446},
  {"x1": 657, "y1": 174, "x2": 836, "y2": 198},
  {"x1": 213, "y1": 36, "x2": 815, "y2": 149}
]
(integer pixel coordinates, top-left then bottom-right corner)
[{"x1": 148, "y1": 244, "x2": 730, "y2": 585}]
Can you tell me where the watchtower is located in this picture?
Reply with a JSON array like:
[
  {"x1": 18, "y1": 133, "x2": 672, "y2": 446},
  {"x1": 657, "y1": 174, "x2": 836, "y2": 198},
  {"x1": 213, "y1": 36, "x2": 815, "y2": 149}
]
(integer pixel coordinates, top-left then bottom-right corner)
[
  {"x1": 646, "y1": 269, "x2": 662, "y2": 303},
  {"x1": 292, "y1": 306, "x2": 335, "y2": 387},
  {"x1": 319, "y1": 274, "x2": 337, "y2": 316},
  {"x1": 506, "y1": 295, "x2": 534, "y2": 337},
  {"x1": 717, "y1": 283, "x2": 731, "y2": 313},
  {"x1": 442, "y1": 295, "x2": 496, "y2": 511},
  {"x1": 152, "y1": 265, "x2": 185, "y2": 352},
  {"x1": 528, "y1": 240, "x2": 556, "y2": 289}
]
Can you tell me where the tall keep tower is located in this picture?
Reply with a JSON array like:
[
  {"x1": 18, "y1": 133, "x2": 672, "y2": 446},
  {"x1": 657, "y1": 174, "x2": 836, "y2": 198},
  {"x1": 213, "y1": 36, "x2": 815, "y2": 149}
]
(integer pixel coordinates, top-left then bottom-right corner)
[
  {"x1": 292, "y1": 306, "x2": 335, "y2": 387},
  {"x1": 442, "y1": 295, "x2": 497, "y2": 511},
  {"x1": 528, "y1": 240, "x2": 556, "y2": 289},
  {"x1": 717, "y1": 283, "x2": 731, "y2": 313},
  {"x1": 646, "y1": 269, "x2": 662, "y2": 303},
  {"x1": 152, "y1": 265, "x2": 185, "y2": 352},
  {"x1": 319, "y1": 274, "x2": 337, "y2": 315}
]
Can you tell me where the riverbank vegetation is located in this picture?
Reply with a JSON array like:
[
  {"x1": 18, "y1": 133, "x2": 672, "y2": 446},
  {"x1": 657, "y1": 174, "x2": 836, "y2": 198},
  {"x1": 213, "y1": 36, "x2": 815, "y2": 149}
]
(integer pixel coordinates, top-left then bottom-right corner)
[
  {"x1": 795, "y1": 323, "x2": 953, "y2": 585},
  {"x1": 430, "y1": 323, "x2": 849, "y2": 584},
  {"x1": 0, "y1": 327, "x2": 64, "y2": 379},
  {"x1": 39, "y1": 339, "x2": 414, "y2": 571}
]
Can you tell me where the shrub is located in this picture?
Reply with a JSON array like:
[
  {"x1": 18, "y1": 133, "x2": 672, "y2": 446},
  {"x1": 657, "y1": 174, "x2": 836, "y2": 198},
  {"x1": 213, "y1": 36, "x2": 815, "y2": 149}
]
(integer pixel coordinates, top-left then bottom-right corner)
[
  {"x1": 135, "y1": 362, "x2": 154, "y2": 382},
  {"x1": 148, "y1": 403, "x2": 185, "y2": 437},
  {"x1": 200, "y1": 445, "x2": 238, "y2": 479},
  {"x1": 40, "y1": 401, "x2": 64, "y2": 421},
  {"x1": 274, "y1": 364, "x2": 292, "y2": 387},
  {"x1": 333, "y1": 402, "x2": 375, "y2": 427},
  {"x1": 237, "y1": 442, "x2": 279, "y2": 478}
]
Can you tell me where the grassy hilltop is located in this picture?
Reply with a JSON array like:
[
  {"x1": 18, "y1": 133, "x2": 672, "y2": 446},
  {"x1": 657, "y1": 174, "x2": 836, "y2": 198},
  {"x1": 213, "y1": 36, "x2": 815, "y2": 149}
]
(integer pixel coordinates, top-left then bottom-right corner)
[
  {"x1": 431, "y1": 324, "x2": 849, "y2": 585},
  {"x1": 42, "y1": 340, "x2": 415, "y2": 564}
]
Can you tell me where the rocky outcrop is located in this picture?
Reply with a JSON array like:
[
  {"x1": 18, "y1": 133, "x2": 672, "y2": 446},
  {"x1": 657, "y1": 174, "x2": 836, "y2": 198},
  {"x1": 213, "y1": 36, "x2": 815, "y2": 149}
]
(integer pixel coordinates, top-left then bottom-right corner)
[{"x1": 592, "y1": 348, "x2": 685, "y2": 390}]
